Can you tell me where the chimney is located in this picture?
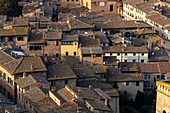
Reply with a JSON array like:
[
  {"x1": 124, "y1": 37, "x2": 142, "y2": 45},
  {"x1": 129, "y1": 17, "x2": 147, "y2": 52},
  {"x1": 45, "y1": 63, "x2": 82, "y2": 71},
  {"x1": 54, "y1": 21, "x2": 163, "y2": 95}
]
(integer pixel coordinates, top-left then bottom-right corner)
[
  {"x1": 31, "y1": 65, "x2": 34, "y2": 71},
  {"x1": 101, "y1": 28, "x2": 103, "y2": 32},
  {"x1": 105, "y1": 98, "x2": 109, "y2": 107},
  {"x1": 15, "y1": 53, "x2": 18, "y2": 57},
  {"x1": 11, "y1": 51, "x2": 13, "y2": 56},
  {"x1": 23, "y1": 72, "x2": 26, "y2": 78},
  {"x1": 89, "y1": 85, "x2": 92, "y2": 90}
]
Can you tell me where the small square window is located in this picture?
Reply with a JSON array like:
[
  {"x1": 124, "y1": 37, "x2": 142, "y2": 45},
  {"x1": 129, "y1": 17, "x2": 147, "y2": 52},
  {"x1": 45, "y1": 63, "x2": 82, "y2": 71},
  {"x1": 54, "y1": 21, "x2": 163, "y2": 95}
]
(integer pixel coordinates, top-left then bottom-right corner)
[
  {"x1": 126, "y1": 82, "x2": 129, "y2": 86},
  {"x1": 66, "y1": 52, "x2": 69, "y2": 56},
  {"x1": 125, "y1": 53, "x2": 127, "y2": 56},
  {"x1": 65, "y1": 80, "x2": 68, "y2": 84},
  {"x1": 110, "y1": 53, "x2": 112, "y2": 56},
  {"x1": 136, "y1": 82, "x2": 139, "y2": 86},
  {"x1": 74, "y1": 52, "x2": 76, "y2": 56},
  {"x1": 117, "y1": 53, "x2": 120, "y2": 56},
  {"x1": 124, "y1": 60, "x2": 127, "y2": 62},
  {"x1": 141, "y1": 53, "x2": 144, "y2": 56},
  {"x1": 133, "y1": 53, "x2": 136, "y2": 56},
  {"x1": 141, "y1": 60, "x2": 144, "y2": 63},
  {"x1": 133, "y1": 59, "x2": 136, "y2": 62},
  {"x1": 157, "y1": 75, "x2": 159, "y2": 79}
]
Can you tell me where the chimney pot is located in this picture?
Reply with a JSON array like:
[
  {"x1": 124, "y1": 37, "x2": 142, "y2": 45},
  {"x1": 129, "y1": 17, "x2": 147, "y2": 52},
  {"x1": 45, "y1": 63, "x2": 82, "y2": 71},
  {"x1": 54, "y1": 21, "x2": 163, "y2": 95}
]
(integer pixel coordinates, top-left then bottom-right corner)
[
  {"x1": 23, "y1": 72, "x2": 26, "y2": 78},
  {"x1": 89, "y1": 85, "x2": 92, "y2": 89},
  {"x1": 31, "y1": 65, "x2": 34, "y2": 71}
]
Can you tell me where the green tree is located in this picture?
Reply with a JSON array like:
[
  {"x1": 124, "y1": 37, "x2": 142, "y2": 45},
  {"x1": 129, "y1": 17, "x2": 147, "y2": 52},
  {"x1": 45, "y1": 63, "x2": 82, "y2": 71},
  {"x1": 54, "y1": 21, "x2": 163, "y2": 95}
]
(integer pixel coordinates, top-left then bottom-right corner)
[
  {"x1": 0, "y1": 0, "x2": 22, "y2": 16},
  {"x1": 135, "y1": 90, "x2": 145, "y2": 109}
]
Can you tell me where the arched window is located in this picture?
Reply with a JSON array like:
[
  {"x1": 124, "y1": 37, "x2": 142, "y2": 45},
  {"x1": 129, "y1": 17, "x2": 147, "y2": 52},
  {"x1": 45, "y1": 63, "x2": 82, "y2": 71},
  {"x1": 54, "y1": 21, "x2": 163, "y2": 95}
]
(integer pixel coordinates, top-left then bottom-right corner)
[{"x1": 163, "y1": 110, "x2": 166, "y2": 113}]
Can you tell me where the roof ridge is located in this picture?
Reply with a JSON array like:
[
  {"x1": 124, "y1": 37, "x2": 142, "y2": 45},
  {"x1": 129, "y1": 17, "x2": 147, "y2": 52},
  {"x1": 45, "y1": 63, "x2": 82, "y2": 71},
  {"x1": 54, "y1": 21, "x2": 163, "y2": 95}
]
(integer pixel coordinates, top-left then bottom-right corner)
[
  {"x1": 29, "y1": 75, "x2": 38, "y2": 83},
  {"x1": 12, "y1": 57, "x2": 24, "y2": 74},
  {"x1": 1, "y1": 50, "x2": 16, "y2": 60}
]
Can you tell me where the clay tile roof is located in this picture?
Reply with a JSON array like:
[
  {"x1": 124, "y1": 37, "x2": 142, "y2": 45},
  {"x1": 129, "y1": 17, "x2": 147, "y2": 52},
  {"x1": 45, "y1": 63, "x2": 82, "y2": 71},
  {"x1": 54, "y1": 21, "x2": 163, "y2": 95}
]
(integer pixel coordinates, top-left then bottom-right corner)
[
  {"x1": 47, "y1": 63, "x2": 77, "y2": 80},
  {"x1": 0, "y1": 27, "x2": 28, "y2": 37},
  {"x1": 73, "y1": 67, "x2": 96, "y2": 78},
  {"x1": 51, "y1": 22, "x2": 71, "y2": 32},
  {"x1": 81, "y1": 47, "x2": 103, "y2": 54},
  {"x1": 86, "y1": 101, "x2": 111, "y2": 111},
  {"x1": 103, "y1": 46, "x2": 148, "y2": 53},
  {"x1": 2, "y1": 57, "x2": 47, "y2": 74},
  {"x1": 157, "y1": 62, "x2": 170, "y2": 74},
  {"x1": 44, "y1": 30, "x2": 62, "y2": 40},
  {"x1": 58, "y1": 88, "x2": 74, "y2": 101},
  {"x1": 80, "y1": 38, "x2": 100, "y2": 47},
  {"x1": 107, "y1": 67, "x2": 143, "y2": 81},
  {"x1": 62, "y1": 34, "x2": 79, "y2": 41},
  {"x1": 94, "y1": 31, "x2": 109, "y2": 43},
  {"x1": 72, "y1": 87, "x2": 102, "y2": 99},
  {"x1": 15, "y1": 75, "x2": 37, "y2": 88},
  {"x1": 12, "y1": 17, "x2": 29, "y2": 27},
  {"x1": 89, "y1": 65, "x2": 107, "y2": 74},
  {"x1": 34, "y1": 97, "x2": 59, "y2": 112},
  {"x1": 23, "y1": 87, "x2": 47, "y2": 102},
  {"x1": 93, "y1": 88, "x2": 111, "y2": 99},
  {"x1": 138, "y1": 62, "x2": 170, "y2": 74},
  {"x1": 28, "y1": 32, "x2": 43, "y2": 44},
  {"x1": 68, "y1": 17, "x2": 94, "y2": 30},
  {"x1": 120, "y1": 62, "x2": 139, "y2": 72},
  {"x1": 138, "y1": 62, "x2": 159, "y2": 73},
  {"x1": 146, "y1": 35, "x2": 162, "y2": 44},
  {"x1": 0, "y1": 50, "x2": 15, "y2": 65},
  {"x1": 146, "y1": 12, "x2": 170, "y2": 26},
  {"x1": 136, "y1": 28, "x2": 156, "y2": 35},
  {"x1": 96, "y1": 21, "x2": 151, "y2": 29}
]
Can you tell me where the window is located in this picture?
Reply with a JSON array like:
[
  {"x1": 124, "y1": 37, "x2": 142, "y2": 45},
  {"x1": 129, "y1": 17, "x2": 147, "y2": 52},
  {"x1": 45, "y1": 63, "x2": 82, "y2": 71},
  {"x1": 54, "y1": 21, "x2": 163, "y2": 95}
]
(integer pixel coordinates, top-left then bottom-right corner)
[
  {"x1": 154, "y1": 77, "x2": 156, "y2": 82},
  {"x1": 45, "y1": 41, "x2": 47, "y2": 46},
  {"x1": 76, "y1": 0, "x2": 78, "y2": 1},
  {"x1": 100, "y1": 2, "x2": 105, "y2": 6},
  {"x1": 148, "y1": 75, "x2": 150, "y2": 78},
  {"x1": 96, "y1": 54, "x2": 102, "y2": 57},
  {"x1": 65, "y1": 80, "x2": 68, "y2": 84},
  {"x1": 17, "y1": 37, "x2": 23, "y2": 41},
  {"x1": 75, "y1": 42, "x2": 77, "y2": 45},
  {"x1": 157, "y1": 75, "x2": 160, "y2": 79},
  {"x1": 56, "y1": 41, "x2": 58, "y2": 46},
  {"x1": 161, "y1": 75, "x2": 165, "y2": 79},
  {"x1": 125, "y1": 53, "x2": 127, "y2": 56},
  {"x1": 110, "y1": 53, "x2": 112, "y2": 56},
  {"x1": 136, "y1": 82, "x2": 139, "y2": 86},
  {"x1": 83, "y1": 54, "x2": 91, "y2": 57},
  {"x1": 56, "y1": 53, "x2": 59, "y2": 57},
  {"x1": 126, "y1": 82, "x2": 129, "y2": 86},
  {"x1": 124, "y1": 60, "x2": 127, "y2": 62},
  {"x1": 141, "y1": 59, "x2": 144, "y2": 63},
  {"x1": 66, "y1": 52, "x2": 69, "y2": 56},
  {"x1": 45, "y1": 54, "x2": 47, "y2": 57},
  {"x1": 3, "y1": 73, "x2": 6, "y2": 80},
  {"x1": 133, "y1": 53, "x2": 136, "y2": 56},
  {"x1": 117, "y1": 53, "x2": 120, "y2": 56},
  {"x1": 67, "y1": 0, "x2": 69, "y2": 1},
  {"x1": 74, "y1": 52, "x2": 76, "y2": 56},
  {"x1": 141, "y1": 53, "x2": 144, "y2": 56},
  {"x1": 133, "y1": 59, "x2": 136, "y2": 62}
]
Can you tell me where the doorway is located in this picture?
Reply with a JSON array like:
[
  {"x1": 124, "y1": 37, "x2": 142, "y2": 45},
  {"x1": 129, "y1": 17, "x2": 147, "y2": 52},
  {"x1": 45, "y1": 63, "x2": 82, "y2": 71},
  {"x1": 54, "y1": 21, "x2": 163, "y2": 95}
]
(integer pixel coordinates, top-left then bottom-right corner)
[{"x1": 110, "y1": 5, "x2": 113, "y2": 12}]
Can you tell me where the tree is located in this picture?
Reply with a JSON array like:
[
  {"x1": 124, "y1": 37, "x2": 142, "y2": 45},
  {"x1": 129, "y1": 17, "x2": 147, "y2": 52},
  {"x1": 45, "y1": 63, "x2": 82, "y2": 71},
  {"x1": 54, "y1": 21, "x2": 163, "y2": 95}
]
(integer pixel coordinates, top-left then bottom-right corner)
[
  {"x1": 0, "y1": 0, "x2": 22, "y2": 16},
  {"x1": 135, "y1": 90, "x2": 145, "y2": 109}
]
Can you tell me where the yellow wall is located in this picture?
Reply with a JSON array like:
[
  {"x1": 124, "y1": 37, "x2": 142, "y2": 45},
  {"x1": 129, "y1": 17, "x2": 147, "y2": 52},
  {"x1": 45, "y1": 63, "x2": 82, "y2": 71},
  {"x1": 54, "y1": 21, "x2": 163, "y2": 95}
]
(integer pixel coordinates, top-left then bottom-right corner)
[
  {"x1": 61, "y1": 41, "x2": 79, "y2": 59},
  {"x1": 0, "y1": 66, "x2": 15, "y2": 87}
]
